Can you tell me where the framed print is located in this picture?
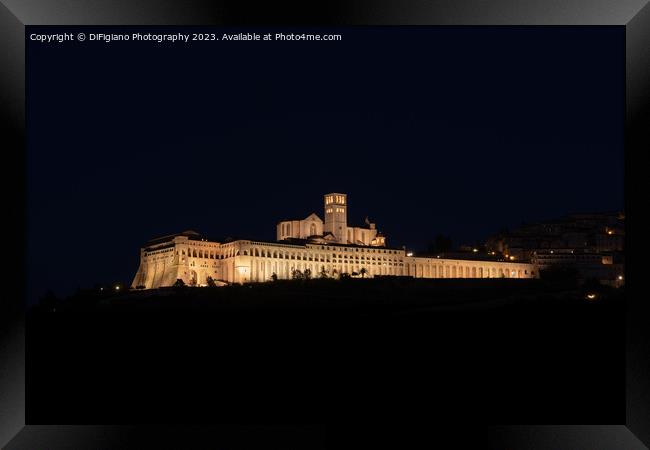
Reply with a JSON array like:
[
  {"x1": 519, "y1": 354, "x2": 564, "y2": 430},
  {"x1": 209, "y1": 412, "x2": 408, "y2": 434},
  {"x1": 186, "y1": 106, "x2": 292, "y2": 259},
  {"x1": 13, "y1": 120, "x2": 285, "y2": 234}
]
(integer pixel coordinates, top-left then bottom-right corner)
[{"x1": 1, "y1": 1, "x2": 648, "y2": 448}]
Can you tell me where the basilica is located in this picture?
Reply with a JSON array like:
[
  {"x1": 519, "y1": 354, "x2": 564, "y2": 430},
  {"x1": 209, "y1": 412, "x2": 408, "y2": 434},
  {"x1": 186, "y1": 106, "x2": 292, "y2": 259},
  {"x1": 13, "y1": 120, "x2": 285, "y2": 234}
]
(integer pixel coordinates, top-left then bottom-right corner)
[
  {"x1": 131, "y1": 193, "x2": 537, "y2": 288},
  {"x1": 276, "y1": 193, "x2": 386, "y2": 247}
]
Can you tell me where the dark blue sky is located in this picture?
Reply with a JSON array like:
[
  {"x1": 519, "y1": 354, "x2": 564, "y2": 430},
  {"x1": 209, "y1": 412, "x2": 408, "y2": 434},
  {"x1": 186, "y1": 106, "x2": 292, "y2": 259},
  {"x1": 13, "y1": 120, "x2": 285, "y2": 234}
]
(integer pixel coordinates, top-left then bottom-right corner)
[{"x1": 27, "y1": 26, "x2": 624, "y2": 301}]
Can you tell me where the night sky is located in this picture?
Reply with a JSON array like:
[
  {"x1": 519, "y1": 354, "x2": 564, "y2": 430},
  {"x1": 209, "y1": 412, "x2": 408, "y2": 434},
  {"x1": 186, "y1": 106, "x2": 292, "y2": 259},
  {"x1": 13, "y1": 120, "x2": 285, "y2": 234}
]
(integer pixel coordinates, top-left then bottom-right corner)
[{"x1": 27, "y1": 26, "x2": 624, "y2": 302}]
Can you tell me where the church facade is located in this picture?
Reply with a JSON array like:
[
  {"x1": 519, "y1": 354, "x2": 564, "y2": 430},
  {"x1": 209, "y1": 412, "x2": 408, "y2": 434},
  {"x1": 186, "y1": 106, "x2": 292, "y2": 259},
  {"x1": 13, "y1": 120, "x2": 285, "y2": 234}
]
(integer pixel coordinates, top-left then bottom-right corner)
[
  {"x1": 131, "y1": 193, "x2": 537, "y2": 288},
  {"x1": 276, "y1": 193, "x2": 385, "y2": 246}
]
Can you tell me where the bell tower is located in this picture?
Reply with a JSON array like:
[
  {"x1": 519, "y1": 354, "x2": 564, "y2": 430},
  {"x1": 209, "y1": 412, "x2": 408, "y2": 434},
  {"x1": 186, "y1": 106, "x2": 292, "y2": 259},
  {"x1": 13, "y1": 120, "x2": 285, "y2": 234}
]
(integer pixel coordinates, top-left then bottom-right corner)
[{"x1": 323, "y1": 193, "x2": 347, "y2": 243}]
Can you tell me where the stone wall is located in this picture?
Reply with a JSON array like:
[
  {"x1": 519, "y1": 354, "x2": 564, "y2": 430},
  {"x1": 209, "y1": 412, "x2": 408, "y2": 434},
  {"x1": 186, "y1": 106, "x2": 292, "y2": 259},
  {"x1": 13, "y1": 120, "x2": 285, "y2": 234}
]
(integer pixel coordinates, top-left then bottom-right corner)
[{"x1": 132, "y1": 237, "x2": 537, "y2": 288}]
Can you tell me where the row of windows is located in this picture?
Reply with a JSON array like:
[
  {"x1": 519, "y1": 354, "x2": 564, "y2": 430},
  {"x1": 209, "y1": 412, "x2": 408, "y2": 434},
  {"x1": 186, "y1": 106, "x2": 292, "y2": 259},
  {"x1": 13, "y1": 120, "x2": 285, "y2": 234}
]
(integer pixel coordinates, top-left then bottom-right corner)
[
  {"x1": 148, "y1": 249, "x2": 529, "y2": 276},
  {"x1": 183, "y1": 249, "x2": 220, "y2": 259},
  {"x1": 249, "y1": 240, "x2": 304, "y2": 250},
  {"x1": 152, "y1": 245, "x2": 534, "y2": 276},
  {"x1": 322, "y1": 246, "x2": 399, "y2": 255},
  {"x1": 177, "y1": 244, "x2": 402, "y2": 259},
  {"x1": 143, "y1": 248, "x2": 173, "y2": 257},
  {"x1": 279, "y1": 222, "x2": 320, "y2": 237},
  {"x1": 178, "y1": 248, "x2": 240, "y2": 259},
  {"x1": 281, "y1": 222, "x2": 292, "y2": 236},
  {"x1": 252, "y1": 241, "x2": 399, "y2": 254},
  {"x1": 245, "y1": 262, "x2": 533, "y2": 280},
  {"x1": 247, "y1": 248, "x2": 404, "y2": 262},
  {"x1": 325, "y1": 195, "x2": 346, "y2": 205},
  {"x1": 409, "y1": 265, "x2": 531, "y2": 277}
]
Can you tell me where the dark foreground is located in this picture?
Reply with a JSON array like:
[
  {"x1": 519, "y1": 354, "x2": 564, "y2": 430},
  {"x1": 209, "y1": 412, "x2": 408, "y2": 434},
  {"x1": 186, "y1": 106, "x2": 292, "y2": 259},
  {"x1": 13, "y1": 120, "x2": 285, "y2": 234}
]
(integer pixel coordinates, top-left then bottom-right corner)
[{"x1": 27, "y1": 278, "x2": 625, "y2": 426}]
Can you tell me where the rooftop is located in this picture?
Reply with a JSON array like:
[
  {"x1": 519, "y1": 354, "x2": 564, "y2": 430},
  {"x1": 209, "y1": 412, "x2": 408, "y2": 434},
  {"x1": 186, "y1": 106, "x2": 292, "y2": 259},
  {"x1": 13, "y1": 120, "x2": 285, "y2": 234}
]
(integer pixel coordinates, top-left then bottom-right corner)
[{"x1": 145, "y1": 230, "x2": 204, "y2": 246}]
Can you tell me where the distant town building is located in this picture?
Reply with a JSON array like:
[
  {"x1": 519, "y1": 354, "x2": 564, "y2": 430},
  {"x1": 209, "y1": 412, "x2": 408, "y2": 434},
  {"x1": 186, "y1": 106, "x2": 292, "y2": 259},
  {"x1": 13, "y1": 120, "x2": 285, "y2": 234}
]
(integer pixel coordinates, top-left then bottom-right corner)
[
  {"x1": 486, "y1": 212, "x2": 624, "y2": 286},
  {"x1": 131, "y1": 193, "x2": 536, "y2": 288}
]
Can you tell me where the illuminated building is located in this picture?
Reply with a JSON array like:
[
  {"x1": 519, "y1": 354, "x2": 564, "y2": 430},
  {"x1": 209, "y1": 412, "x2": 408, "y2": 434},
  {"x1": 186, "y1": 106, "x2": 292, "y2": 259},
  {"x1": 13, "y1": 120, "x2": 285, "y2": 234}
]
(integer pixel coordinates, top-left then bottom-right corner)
[
  {"x1": 132, "y1": 193, "x2": 537, "y2": 288},
  {"x1": 486, "y1": 212, "x2": 625, "y2": 286}
]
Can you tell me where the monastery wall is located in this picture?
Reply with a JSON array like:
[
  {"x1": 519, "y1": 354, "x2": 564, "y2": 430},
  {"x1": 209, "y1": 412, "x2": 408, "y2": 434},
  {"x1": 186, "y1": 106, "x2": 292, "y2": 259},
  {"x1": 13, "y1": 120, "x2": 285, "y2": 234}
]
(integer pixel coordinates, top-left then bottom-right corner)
[
  {"x1": 132, "y1": 193, "x2": 536, "y2": 289},
  {"x1": 132, "y1": 238, "x2": 537, "y2": 288}
]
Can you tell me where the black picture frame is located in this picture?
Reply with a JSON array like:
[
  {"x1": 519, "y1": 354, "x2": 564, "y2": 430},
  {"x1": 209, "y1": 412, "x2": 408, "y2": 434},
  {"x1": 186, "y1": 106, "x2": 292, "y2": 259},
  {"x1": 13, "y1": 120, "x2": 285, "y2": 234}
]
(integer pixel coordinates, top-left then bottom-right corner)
[{"x1": 1, "y1": 1, "x2": 648, "y2": 448}]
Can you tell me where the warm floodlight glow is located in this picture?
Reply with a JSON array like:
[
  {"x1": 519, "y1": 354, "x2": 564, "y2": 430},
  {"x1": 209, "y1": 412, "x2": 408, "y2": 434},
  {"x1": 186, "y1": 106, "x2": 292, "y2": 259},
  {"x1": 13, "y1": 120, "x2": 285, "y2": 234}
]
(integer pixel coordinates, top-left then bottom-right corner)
[
  {"x1": 618, "y1": 275, "x2": 623, "y2": 280},
  {"x1": 607, "y1": 230, "x2": 613, "y2": 235},
  {"x1": 134, "y1": 192, "x2": 544, "y2": 287},
  {"x1": 115, "y1": 285, "x2": 120, "y2": 291},
  {"x1": 586, "y1": 293, "x2": 597, "y2": 300}
]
